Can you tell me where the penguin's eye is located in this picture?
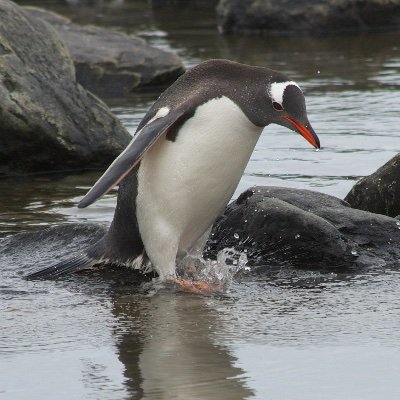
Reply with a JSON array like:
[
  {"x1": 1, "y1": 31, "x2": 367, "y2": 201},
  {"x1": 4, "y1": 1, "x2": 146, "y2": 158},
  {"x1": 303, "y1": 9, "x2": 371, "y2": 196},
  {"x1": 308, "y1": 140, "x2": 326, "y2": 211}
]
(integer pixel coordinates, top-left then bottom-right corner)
[{"x1": 272, "y1": 101, "x2": 284, "y2": 111}]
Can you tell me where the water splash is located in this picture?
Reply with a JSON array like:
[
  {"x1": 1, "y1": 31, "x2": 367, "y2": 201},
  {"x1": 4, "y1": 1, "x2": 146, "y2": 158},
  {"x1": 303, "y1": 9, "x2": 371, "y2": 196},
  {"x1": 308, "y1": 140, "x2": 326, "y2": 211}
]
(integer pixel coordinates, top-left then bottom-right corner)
[{"x1": 176, "y1": 247, "x2": 249, "y2": 290}]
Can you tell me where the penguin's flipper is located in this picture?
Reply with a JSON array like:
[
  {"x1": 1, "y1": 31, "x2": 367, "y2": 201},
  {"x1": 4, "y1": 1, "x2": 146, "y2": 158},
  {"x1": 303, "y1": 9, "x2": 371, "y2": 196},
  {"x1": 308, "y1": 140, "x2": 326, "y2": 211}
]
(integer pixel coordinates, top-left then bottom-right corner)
[
  {"x1": 78, "y1": 106, "x2": 190, "y2": 208},
  {"x1": 25, "y1": 252, "x2": 97, "y2": 280}
]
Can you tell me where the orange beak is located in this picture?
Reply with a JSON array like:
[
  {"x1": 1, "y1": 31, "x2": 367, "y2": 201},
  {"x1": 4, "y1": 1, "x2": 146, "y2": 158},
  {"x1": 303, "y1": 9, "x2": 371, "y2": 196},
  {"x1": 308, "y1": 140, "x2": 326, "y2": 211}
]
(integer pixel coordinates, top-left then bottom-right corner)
[{"x1": 284, "y1": 116, "x2": 320, "y2": 149}]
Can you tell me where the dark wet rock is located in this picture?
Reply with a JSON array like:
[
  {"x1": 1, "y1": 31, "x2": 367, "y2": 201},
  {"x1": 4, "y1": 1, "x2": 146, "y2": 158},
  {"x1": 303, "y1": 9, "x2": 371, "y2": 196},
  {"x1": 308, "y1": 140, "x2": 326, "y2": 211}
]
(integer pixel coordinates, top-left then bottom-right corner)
[
  {"x1": 24, "y1": 7, "x2": 185, "y2": 97},
  {"x1": 151, "y1": 0, "x2": 219, "y2": 31},
  {"x1": 345, "y1": 153, "x2": 400, "y2": 218},
  {"x1": 217, "y1": 0, "x2": 400, "y2": 36},
  {"x1": 0, "y1": 0, "x2": 131, "y2": 176},
  {"x1": 207, "y1": 186, "x2": 400, "y2": 271},
  {"x1": 152, "y1": 0, "x2": 217, "y2": 4}
]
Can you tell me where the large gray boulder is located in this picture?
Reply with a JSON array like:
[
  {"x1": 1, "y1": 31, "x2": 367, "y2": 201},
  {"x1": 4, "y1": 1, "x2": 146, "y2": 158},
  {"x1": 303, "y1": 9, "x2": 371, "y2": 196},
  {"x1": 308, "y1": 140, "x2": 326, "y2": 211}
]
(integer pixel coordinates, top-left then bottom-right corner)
[
  {"x1": 207, "y1": 186, "x2": 400, "y2": 271},
  {"x1": 24, "y1": 7, "x2": 185, "y2": 98},
  {"x1": 0, "y1": 0, "x2": 131, "y2": 176},
  {"x1": 217, "y1": 0, "x2": 400, "y2": 36},
  {"x1": 345, "y1": 153, "x2": 400, "y2": 218}
]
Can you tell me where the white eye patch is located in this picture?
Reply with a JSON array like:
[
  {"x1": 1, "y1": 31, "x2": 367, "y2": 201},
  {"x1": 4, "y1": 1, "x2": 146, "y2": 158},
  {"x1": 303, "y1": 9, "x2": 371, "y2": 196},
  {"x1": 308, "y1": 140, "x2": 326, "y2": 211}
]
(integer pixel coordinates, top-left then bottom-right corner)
[{"x1": 269, "y1": 81, "x2": 301, "y2": 105}]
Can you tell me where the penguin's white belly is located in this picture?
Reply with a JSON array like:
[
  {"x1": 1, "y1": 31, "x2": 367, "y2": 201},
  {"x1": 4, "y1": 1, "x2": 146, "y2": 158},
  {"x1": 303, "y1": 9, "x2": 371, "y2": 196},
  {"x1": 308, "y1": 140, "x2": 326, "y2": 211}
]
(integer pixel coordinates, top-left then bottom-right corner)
[{"x1": 136, "y1": 96, "x2": 262, "y2": 278}]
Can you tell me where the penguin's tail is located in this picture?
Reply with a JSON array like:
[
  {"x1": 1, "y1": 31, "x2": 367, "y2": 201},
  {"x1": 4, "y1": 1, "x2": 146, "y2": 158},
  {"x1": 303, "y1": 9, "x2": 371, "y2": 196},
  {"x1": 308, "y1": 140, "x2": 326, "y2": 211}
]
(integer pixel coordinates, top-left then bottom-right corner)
[{"x1": 26, "y1": 249, "x2": 100, "y2": 280}]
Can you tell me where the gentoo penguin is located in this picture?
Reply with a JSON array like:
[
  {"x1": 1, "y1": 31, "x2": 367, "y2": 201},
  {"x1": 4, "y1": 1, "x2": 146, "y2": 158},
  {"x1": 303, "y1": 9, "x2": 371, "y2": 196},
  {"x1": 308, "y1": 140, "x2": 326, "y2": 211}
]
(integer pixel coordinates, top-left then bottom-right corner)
[{"x1": 27, "y1": 59, "x2": 320, "y2": 288}]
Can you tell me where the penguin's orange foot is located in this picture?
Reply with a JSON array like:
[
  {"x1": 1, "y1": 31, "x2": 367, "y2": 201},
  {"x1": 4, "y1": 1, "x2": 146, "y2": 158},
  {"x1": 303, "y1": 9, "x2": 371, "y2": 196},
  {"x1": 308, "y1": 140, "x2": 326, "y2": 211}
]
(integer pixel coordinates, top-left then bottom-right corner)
[{"x1": 174, "y1": 278, "x2": 223, "y2": 294}]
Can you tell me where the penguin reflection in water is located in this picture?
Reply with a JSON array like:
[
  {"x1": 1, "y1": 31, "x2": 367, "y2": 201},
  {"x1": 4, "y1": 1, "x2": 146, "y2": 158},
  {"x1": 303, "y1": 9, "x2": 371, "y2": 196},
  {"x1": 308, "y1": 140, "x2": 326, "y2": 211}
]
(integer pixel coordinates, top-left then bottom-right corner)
[{"x1": 28, "y1": 59, "x2": 320, "y2": 291}]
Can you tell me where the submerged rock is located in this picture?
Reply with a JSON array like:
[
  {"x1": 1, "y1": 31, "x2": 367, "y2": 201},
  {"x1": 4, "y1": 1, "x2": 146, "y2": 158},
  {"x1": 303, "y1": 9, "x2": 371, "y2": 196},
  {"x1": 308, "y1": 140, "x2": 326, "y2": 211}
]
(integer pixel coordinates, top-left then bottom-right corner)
[
  {"x1": 217, "y1": 0, "x2": 400, "y2": 36},
  {"x1": 0, "y1": 0, "x2": 131, "y2": 176},
  {"x1": 345, "y1": 153, "x2": 400, "y2": 218},
  {"x1": 0, "y1": 224, "x2": 106, "y2": 276},
  {"x1": 0, "y1": 223, "x2": 144, "y2": 282},
  {"x1": 207, "y1": 186, "x2": 400, "y2": 271},
  {"x1": 0, "y1": 223, "x2": 148, "y2": 283},
  {"x1": 24, "y1": 7, "x2": 185, "y2": 97}
]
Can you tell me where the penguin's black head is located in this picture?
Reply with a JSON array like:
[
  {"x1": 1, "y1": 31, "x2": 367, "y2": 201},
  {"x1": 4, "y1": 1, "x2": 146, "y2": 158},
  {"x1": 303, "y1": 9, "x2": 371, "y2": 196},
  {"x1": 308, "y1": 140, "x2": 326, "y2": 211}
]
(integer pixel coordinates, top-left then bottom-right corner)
[{"x1": 264, "y1": 79, "x2": 320, "y2": 149}]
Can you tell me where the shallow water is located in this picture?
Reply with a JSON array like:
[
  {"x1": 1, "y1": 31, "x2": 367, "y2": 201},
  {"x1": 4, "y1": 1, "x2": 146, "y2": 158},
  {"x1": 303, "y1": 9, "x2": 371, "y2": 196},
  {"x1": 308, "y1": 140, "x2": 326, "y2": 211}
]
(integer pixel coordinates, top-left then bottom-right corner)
[{"x1": 2, "y1": 1, "x2": 400, "y2": 399}]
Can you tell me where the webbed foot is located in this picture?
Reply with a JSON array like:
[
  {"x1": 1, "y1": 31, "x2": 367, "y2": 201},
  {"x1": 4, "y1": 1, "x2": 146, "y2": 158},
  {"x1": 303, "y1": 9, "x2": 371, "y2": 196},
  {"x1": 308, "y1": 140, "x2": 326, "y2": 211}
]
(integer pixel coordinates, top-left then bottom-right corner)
[{"x1": 174, "y1": 278, "x2": 223, "y2": 294}]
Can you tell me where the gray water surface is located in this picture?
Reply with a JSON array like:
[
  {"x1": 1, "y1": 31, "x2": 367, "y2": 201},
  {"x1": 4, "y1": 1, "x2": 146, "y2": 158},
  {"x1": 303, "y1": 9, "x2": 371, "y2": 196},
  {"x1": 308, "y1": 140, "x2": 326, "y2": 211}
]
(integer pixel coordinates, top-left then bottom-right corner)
[{"x1": 2, "y1": 2, "x2": 400, "y2": 399}]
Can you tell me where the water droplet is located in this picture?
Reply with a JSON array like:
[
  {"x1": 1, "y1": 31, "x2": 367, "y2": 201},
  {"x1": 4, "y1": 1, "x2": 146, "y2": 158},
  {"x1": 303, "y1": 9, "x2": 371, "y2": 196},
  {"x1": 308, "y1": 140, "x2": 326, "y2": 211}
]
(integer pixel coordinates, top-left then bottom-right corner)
[
  {"x1": 233, "y1": 233, "x2": 239, "y2": 240},
  {"x1": 244, "y1": 219, "x2": 247, "y2": 223},
  {"x1": 351, "y1": 250, "x2": 358, "y2": 256},
  {"x1": 294, "y1": 234, "x2": 300, "y2": 239},
  {"x1": 317, "y1": 70, "x2": 321, "y2": 74}
]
